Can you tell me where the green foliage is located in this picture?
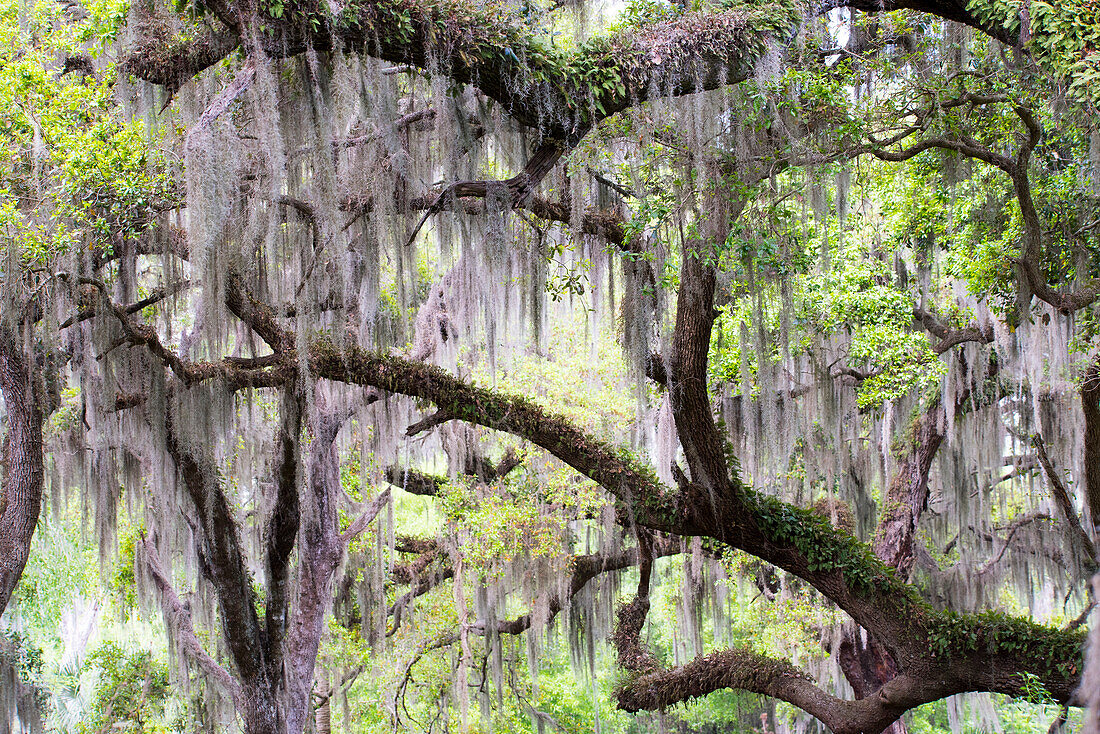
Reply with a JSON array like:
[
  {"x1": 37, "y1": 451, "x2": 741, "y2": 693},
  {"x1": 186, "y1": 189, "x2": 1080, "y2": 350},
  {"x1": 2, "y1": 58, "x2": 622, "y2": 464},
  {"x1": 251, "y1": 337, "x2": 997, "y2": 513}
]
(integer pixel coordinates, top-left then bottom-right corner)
[
  {"x1": 0, "y1": 0, "x2": 168, "y2": 273},
  {"x1": 438, "y1": 477, "x2": 564, "y2": 574},
  {"x1": 616, "y1": 0, "x2": 682, "y2": 27},
  {"x1": 109, "y1": 531, "x2": 138, "y2": 616},
  {"x1": 13, "y1": 504, "x2": 99, "y2": 645},
  {"x1": 546, "y1": 241, "x2": 592, "y2": 301},
  {"x1": 49, "y1": 387, "x2": 84, "y2": 437},
  {"x1": 0, "y1": 628, "x2": 46, "y2": 707},
  {"x1": 1014, "y1": 671, "x2": 1057, "y2": 705},
  {"x1": 924, "y1": 609, "x2": 1084, "y2": 681},
  {"x1": 80, "y1": 642, "x2": 171, "y2": 734},
  {"x1": 967, "y1": 0, "x2": 1100, "y2": 106}
]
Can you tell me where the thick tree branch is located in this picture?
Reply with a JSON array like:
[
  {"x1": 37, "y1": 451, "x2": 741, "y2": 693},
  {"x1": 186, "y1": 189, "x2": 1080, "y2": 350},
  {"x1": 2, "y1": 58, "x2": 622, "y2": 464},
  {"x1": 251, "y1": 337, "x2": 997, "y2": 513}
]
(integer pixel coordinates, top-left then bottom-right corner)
[
  {"x1": 870, "y1": 133, "x2": 1016, "y2": 173},
  {"x1": 913, "y1": 307, "x2": 994, "y2": 354},
  {"x1": 1081, "y1": 361, "x2": 1100, "y2": 540},
  {"x1": 139, "y1": 534, "x2": 243, "y2": 704},
  {"x1": 405, "y1": 408, "x2": 455, "y2": 437},
  {"x1": 281, "y1": 405, "x2": 360, "y2": 734},
  {"x1": 872, "y1": 394, "x2": 950, "y2": 576},
  {"x1": 821, "y1": 0, "x2": 1019, "y2": 46},
  {"x1": 612, "y1": 532, "x2": 660, "y2": 675},
  {"x1": 309, "y1": 341, "x2": 680, "y2": 531},
  {"x1": 124, "y1": 0, "x2": 783, "y2": 142},
  {"x1": 669, "y1": 247, "x2": 730, "y2": 496},
  {"x1": 120, "y1": 24, "x2": 240, "y2": 99},
  {"x1": 341, "y1": 488, "x2": 392, "y2": 544},
  {"x1": 264, "y1": 388, "x2": 302, "y2": 671},
  {"x1": 223, "y1": 271, "x2": 295, "y2": 354},
  {"x1": 617, "y1": 647, "x2": 934, "y2": 734},
  {"x1": 164, "y1": 398, "x2": 269, "y2": 690},
  {"x1": 384, "y1": 466, "x2": 446, "y2": 496}
]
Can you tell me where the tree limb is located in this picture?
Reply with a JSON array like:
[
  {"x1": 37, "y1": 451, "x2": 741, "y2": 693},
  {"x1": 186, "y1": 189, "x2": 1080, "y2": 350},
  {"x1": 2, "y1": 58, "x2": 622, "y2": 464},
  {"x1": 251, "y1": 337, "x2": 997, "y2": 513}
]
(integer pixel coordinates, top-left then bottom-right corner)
[
  {"x1": 341, "y1": 488, "x2": 392, "y2": 544},
  {"x1": 1033, "y1": 435, "x2": 1098, "y2": 570},
  {"x1": 263, "y1": 388, "x2": 302, "y2": 671},
  {"x1": 124, "y1": 0, "x2": 782, "y2": 143},
  {"x1": 138, "y1": 533, "x2": 243, "y2": 705}
]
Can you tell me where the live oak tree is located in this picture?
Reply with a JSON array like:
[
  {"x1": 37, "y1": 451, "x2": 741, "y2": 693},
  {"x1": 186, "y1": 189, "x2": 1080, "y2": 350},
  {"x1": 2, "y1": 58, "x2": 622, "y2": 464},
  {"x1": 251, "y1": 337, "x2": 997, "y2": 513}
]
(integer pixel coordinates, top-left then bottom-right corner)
[
  {"x1": 3, "y1": 0, "x2": 1100, "y2": 730},
  {"x1": 0, "y1": 0, "x2": 155, "y2": 630}
]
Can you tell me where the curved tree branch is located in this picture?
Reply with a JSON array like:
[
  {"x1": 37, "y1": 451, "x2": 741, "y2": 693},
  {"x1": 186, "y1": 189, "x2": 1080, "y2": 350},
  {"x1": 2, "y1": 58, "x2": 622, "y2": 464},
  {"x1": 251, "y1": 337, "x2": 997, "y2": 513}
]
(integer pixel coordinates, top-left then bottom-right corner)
[{"x1": 123, "y1": 0, "x2": 784, "y2": 143}]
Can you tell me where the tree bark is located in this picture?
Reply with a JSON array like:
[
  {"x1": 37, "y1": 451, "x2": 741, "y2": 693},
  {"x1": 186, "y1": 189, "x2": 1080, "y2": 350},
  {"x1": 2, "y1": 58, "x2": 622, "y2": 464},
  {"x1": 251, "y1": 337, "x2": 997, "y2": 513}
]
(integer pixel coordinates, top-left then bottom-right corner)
[
  {"x1": 0, "y1": 324, "x2": 44, "y2": 618},
  {"x1": 669, "y1": 247, "x2": 730, "y2": 498},
  {"x1": 1081, "y1": 363, "x2": 1100, "y2": 540},
  {"x1": 163, "y1": 395, "x2": 281, "y2": 734},
  {"x1": 872, "y1": 399, "x2": 948, "y2": 578},
  {"x1": 836, "y1": 396, "x2": 946, "y2": 734},
  {"x1": 280, "y1": 407, "x2": 346, "y2": 734},
  {"x1": 838, "y1": 626, "x2": 907, "y2": 734}
]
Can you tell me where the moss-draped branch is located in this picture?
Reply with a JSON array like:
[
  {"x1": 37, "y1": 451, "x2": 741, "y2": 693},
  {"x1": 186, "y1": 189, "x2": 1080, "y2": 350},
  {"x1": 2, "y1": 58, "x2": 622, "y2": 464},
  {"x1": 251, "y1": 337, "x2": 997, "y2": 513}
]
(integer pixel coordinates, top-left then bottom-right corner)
[{"x1": 122, "y1": 0, "x2": 794, "y2": 141}]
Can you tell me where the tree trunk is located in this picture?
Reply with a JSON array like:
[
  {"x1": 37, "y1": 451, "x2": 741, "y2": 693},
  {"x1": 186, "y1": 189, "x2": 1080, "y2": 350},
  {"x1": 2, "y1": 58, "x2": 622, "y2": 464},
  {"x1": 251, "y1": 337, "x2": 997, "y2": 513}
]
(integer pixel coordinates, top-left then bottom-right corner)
[
  {"x1": 872, "y1": 401, "x2": 947, "y2": 577},
  {"x1": 316, "y1": 695, "x2": 331, "y2": 734},
  {"x1": 834, "y1": 398, "x2": 948, "y2": 734},
  {"x1": 240, "y1": 685, "x2": 283, "y2": 734},
  {"x1": 0, "y1": 324, "x2": 44, "y2": 617},
  {"x1": 1080, "y1": 365, "x2": 1100, "y2": 541},
  {"x1": 280, "y1": 409, "x2": 346, "y2": 734},
  {"x1": 838, "y1": 623, "x2": 908, "y2": 734}
]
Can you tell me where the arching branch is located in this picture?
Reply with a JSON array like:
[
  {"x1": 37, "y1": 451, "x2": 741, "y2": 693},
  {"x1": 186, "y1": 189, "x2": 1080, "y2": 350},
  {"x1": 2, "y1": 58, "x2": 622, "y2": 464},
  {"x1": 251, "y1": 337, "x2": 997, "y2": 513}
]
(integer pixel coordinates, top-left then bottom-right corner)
[
  {"x1": 123, "y1": 0, "x2": 785, "y2": 143},
  {"x1": 207, "y1": 276, "x2": 1085, "y2": 727},
  {"x1": 820, "y1": 0, "x2": 1019, "y2": 46}
]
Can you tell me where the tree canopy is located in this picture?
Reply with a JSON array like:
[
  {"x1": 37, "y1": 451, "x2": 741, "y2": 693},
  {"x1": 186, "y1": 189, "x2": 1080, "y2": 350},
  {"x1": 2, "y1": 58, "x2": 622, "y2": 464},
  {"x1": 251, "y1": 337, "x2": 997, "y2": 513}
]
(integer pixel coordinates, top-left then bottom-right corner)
[{"x1": 2, "y1": 0, "x2": 1100, "y2": 731}]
